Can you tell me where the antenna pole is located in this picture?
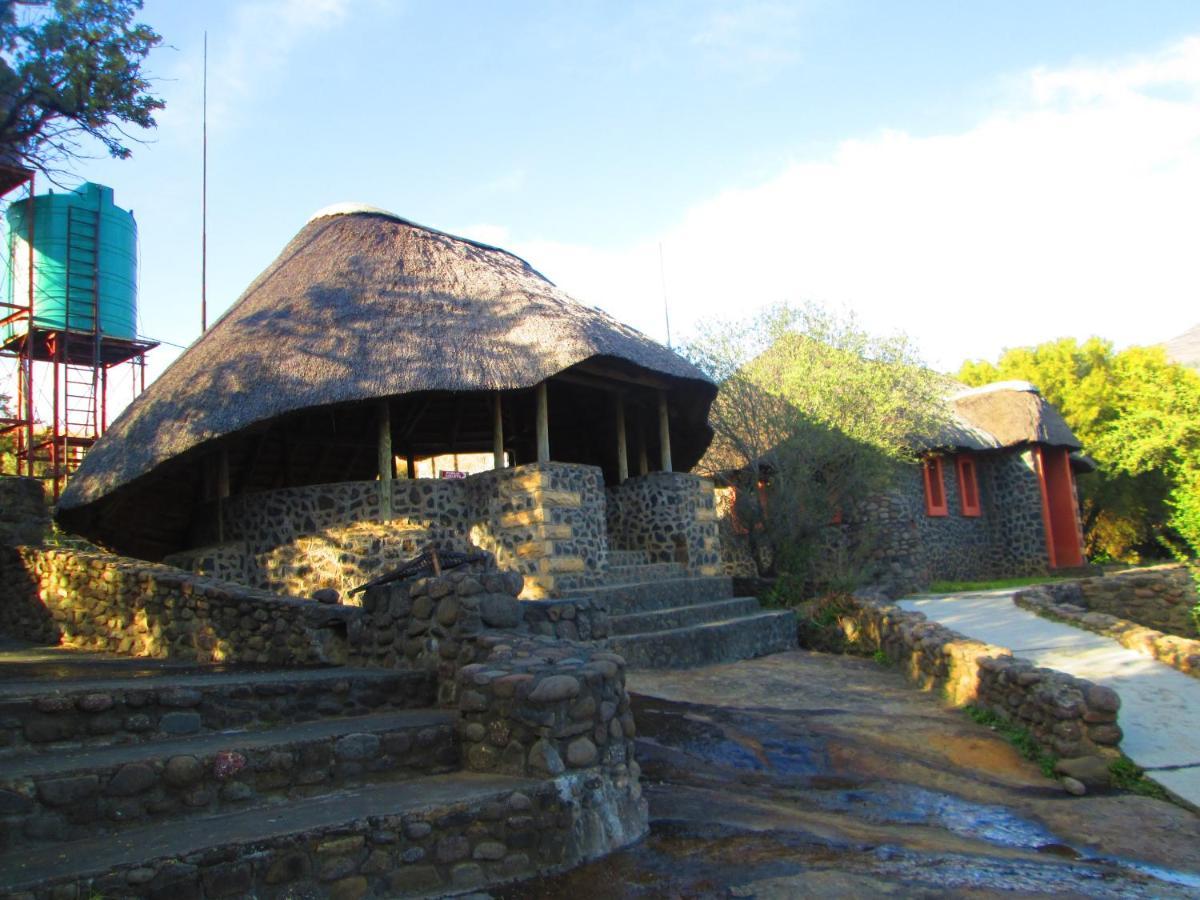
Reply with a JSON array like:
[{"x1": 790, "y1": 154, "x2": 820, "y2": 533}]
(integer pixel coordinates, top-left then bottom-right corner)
[
  {"x1": 658, "y1": 241, "x2": 671, "y2": 348},
  {"x1": 201, "y1": 31, "x2": 208, "y2": 334}
]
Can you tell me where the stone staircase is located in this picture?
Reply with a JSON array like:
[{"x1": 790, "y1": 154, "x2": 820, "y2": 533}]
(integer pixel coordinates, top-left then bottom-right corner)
[
  {"x1": 0, "y1": 658, "x2": 548, "y2": 899},
  {"x1": 563, "y1": 550, "x2": 797, "y2": 669}
]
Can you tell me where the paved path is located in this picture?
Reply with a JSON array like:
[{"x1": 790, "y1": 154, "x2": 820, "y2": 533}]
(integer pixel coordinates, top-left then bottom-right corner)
[{"x1": 899, "y1": 589, "x2": 1200, "y2": 808}]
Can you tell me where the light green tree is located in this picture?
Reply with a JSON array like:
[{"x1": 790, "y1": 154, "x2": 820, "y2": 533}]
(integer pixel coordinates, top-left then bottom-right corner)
[
  {"x1": 960, "y1": 339, "x2": 1200, "y2": 560},
  {"x1": 686, "y1": 302, "x2": 949, "y2": 589}
]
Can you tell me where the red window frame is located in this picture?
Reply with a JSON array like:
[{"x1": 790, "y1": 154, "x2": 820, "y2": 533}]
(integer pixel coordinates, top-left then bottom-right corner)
[
  {"x1": 923, "y1": 457, "x2": 948, "y2": 516},
  {"x1": 956, "y1": 454, "x2": 982, "y2": 517}
]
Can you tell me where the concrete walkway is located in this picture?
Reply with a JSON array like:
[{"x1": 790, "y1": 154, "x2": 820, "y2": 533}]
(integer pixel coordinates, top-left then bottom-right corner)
[{"x1": 899, "y1": 589, "x2": 1200, "y2": 808}]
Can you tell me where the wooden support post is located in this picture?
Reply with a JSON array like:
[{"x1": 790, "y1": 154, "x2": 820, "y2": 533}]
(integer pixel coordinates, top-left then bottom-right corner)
[
  {"x1": 536, "y1": 382, "x2": 550, "y2": 463},
  {"x1": 637, "y1": 413, "x2": 649, "y2": 476},
  {"x1": 378, "y1": 399, "x2": 393, "y2": 519},
  {"x1": 658, "y1": 391, "x2": 672, "y2": 473},
  {"x1": 493, "y1": 392, "x2": 505, "y2": 470},
  {"x1": 406, "y1": 452, "x2": 416, "y2": 480},
  {"x1": 615, "y1": 395, "x2": 628, "y2": 483},
  {"x1": 216, "y1": 447, "x2": 230, "y2": 542}
]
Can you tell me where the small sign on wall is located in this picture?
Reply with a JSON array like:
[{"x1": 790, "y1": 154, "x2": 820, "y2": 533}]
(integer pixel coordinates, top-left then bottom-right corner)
[{"x1": 440, "y1": 470, "x2": 467, "y2": 480}]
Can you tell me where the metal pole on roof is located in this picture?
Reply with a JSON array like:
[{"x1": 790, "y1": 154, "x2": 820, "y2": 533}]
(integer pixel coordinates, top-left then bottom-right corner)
[
  {"x1": 201, "y1": 31, "x2": 208, "y2": 334},
  {"x1": 658, "y1": 242, "x2": 671, "y2": 348}
]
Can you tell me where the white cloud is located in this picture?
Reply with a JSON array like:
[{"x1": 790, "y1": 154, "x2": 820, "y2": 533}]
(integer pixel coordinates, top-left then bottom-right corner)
[{"x1": 501, "y1": 36, "x2": 1200, "y2": 371}]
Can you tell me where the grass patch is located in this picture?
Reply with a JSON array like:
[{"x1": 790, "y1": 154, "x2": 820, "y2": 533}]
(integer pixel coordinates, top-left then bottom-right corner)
[
  {"x1": 928, "y1": 575, "x2": 1078, "y2": 593},
  {"x1": 872, "y1": 648, "x2": 893, "y2": 667},
  {"x1": 964, "y1": 704, "x2": 1057, "y2": 779},
  {"x1": 1109, "y1": 756, "x2": 1169, "y2": 800}
]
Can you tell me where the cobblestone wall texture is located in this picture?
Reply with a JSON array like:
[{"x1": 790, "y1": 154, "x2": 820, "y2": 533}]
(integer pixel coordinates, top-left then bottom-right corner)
[
  {"x1": 1040, "y1": 565, "x2": 1197, "y2": 637},
  {"x1": 841, "y1": 592, "x2": 1122, "y2": 760},
  {"x1": 717, "y1": 449, "x2": 1059, "y2": 592},
  {"x1": 0, "y1": 478, "x2": 49, "y2": 547},
  {"x1": 4, "y1": 774, "x2": 646, "y2": 900},
  {"x1": 0, "y1": 547, "x2": 353, "y2": 666},
  {"x1": 607, "y1": 473, "x2": 721, "y2": 577}
]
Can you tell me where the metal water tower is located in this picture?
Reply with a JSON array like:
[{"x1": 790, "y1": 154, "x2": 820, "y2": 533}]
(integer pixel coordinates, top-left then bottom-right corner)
[{"x1": 0, "y1": 171, "x2": 158, "y2": 497}]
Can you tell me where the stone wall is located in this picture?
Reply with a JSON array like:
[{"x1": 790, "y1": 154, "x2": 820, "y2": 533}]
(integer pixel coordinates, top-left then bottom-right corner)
[
  {"x1": 465, "y1": 463, "x2": 608, "y2": 598},
  {"x1": 1017, "y1": 576, "x2": 1200, "y2": 679},
  {"x1": 607, "y1": 472, "x2": 721, "y2": 577},
  {"x1": 1040, "y1": 565, "x2": 1197, "y2": 637},
  {"x1": 839, "y1": 592, "x2": 1122, "y2": 760},
  {"x1": 716, "y1": 448, "x2": 1057, "y2": 592},
  {"x1": 522, "y1": 597, "x2": 610, "y2": 643},
  {"x1": 455, "y1": 633, "x2": 642, "y2": 788},
  {"x1": 0, "y1": 477, "x2": 49, "y2": 547},
  {"x1": 5, "y1": 774, "x2": 646, "y2": 900},
  {"x1": 0, "y1": 546, "x2": 353, "y2": 666},
  {"x1": 171, "y1": 463, "x2": 616, "y2": 600},
  {"x1": 354, "y1": 556, "x2": 526, "y2": 701}
]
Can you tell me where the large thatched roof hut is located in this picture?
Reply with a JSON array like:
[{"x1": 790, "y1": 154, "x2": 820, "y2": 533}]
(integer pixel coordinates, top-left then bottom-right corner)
[{"x1": 58, "y1": 206, "x2": 717, "y2": 559}]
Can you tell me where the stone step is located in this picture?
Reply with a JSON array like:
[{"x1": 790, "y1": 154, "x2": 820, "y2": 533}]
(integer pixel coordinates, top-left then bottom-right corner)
[
  {"x1": 0, "y1": 667, "x2": 436, "y2": 756},
  {"x1": 0, "y1": 709, "x2": 459, "y2": 850},
  {"x1": 606, "y1": 550, "x2": 652, "y2": 567},
  {"x1": 604, "y1": 562, "x2": 687, "y2": 583},
  {"x1": 0, "y1": 771, "x2": 544, "y2": 898},
  {"x1": 562, "y1": 575, "x2": 735, "y2": 614},
  {"x1": 605, "y1": 610, "x2": 798, "y2": 669},
  {"x1": 608, "y1": 597, "x2": 764, "y2": 636}
]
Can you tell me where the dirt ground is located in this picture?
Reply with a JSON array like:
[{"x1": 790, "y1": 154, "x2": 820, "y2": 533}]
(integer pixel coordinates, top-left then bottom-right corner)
[{"x1": 501, "y1": 649, "x2": 1200, "y2": 898}]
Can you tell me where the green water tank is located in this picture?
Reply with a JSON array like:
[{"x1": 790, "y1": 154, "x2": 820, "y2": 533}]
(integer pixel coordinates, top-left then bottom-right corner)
[{"x1": 2, "y1": 182, "x2": 138, "y2": 342}]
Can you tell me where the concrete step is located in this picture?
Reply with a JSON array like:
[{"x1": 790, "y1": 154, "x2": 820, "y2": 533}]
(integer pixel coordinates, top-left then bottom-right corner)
[
  {"x1": 606, "y1": 550, "x2": 652, "y2": 567},
  {"x1": 0, "y1": 709, "x2": 459, "y2": 850},
  {"x1": 605, "y1": 562, "x2": 687, "y2": 582},
  {"x1": 562, "y1": 575, "x2": 735, "y2": 615},
  {"x1": 0, "y1": 771, "x2": 540, "y2": 898},
  {"x1": 609, "y1": 597, "x2": 764, "y2": 636},
  {"x1": 606, "y1": 610, "x2": 798, "y2": 669},
  {"x1": 0, "y1": 667, "x2": 436, "y2": 756}
]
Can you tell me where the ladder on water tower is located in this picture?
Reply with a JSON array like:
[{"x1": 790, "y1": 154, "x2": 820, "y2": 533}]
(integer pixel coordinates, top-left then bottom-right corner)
[{"x1": 59, "y1": 204, "x2": 103, "y2": 473}]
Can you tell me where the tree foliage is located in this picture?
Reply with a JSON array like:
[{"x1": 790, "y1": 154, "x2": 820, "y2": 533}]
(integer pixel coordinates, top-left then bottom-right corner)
[
  {"x1": 959, "y1": 338, "x2": 1200, "y2": 561},
  {"x1": 0, "y1": 0, "x2": 163, "y2": 175},
  {"x1": 686, "y1": 303, "x2": 949, "y2": 587}
]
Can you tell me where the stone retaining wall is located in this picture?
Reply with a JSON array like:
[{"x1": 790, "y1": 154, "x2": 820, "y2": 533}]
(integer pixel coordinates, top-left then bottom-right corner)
[
  {"x1": 171, "y1": 462, "x2": 620, "y2": 600},
  {"x1": 0, "y1": 478, "x2": 49, "y2": 548},
  {"x1": 1016, "y1": 583, "x2": 1200, "y2": 679},
  {"x1": 607, "y1": 473, "x2": 722, "y2": 577},
  {"x1": 1037, "y1": 565, "x2": 1197, "y2": 638},
  {"x1": 455, "y1": 634, "x2": 640, "y2": 782},
  {"x1": 0, "y1": 547, "x2": 353, "y2": 666},
  {"x1": 521, "y1": 597, "x2": 610, "y2": 643},
  {"x1": 2, "y1": 775, "x2": 647, "y2": 900},
  {"x1": 840, "y1": 593, "x2": 1122, "y2": 759},
  {"x1": 355, "y1": 557, "x2": 526, "y2": 702}
]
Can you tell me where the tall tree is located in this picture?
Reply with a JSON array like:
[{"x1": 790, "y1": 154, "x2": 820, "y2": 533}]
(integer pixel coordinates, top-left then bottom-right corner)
[
  {"x1": 960, "y1": 338, "x2": 1200, "y2": 560},
  {"x1": 0, "y1": 0, "x2": 163, "y2": 176},
  {"x1": 686, "y1": 303, "x2": 949, "y2": 588}
]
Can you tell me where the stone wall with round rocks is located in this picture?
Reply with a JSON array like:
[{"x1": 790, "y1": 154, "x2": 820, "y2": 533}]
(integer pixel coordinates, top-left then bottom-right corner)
[
  {"x1": 1035, "y1": 565, "x2": 1197, "y2": 638},
  {"x1": 0, "y1": 546, "x2": 355, "y2": 666},
  {"x1": 521, "y1": 597, "x2": 609, "y2": 643},
  {"x1": 716, "y1": 447, "x2": 1063, "y2": 593},
  {"x1": 839, "y1": 591, "x2": 1122, "y2": 762},
  {"x1": 1, "y1": 774, "x2": 649, "y2": 900},
  {"x1": 453, "y1": 633, "x2": 645, "y2": 823},
  {"x1": 606, "y1": 472, "x2": 721, "y2": 577},
  {"x1": 0, "y1": 477, "x2": 49, "y2": 548},
  {"x1": 353, "y1": 553, "x2": 526, "y2": 704}
]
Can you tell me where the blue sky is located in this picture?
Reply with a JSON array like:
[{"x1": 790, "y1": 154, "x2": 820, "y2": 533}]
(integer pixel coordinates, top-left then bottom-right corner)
[{"x1": 37, "y1": 1, "x2": 1200, "y2": 405}]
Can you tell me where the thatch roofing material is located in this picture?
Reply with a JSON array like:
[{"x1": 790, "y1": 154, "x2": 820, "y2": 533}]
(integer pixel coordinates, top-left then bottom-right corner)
[
  {"x1": 949, "y1": 382, "x2": 1081, "y2": 450},
  {"x1": 60, "y1": 209, "x2": 715, "y2": 511}
]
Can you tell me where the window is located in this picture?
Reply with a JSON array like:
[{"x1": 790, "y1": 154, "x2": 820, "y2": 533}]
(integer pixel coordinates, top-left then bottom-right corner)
[
  {"x1": 956, "y1": 454, "x2": 981, "y2": 517},
  {"x1": 923, "y1": 457, "x2": 948, "y2": 516}
]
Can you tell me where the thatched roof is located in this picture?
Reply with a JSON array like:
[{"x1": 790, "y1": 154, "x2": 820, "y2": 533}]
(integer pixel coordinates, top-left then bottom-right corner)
[
  {"x1": 59, "y1": 207, "x2": 716, "y2": 515},
  {"x1": 1163, "y1": 323, "x2": 1200, "y2": 369},
  {"x1": 948, "y1": 381, "x2": 1081, "y2": 450}
]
